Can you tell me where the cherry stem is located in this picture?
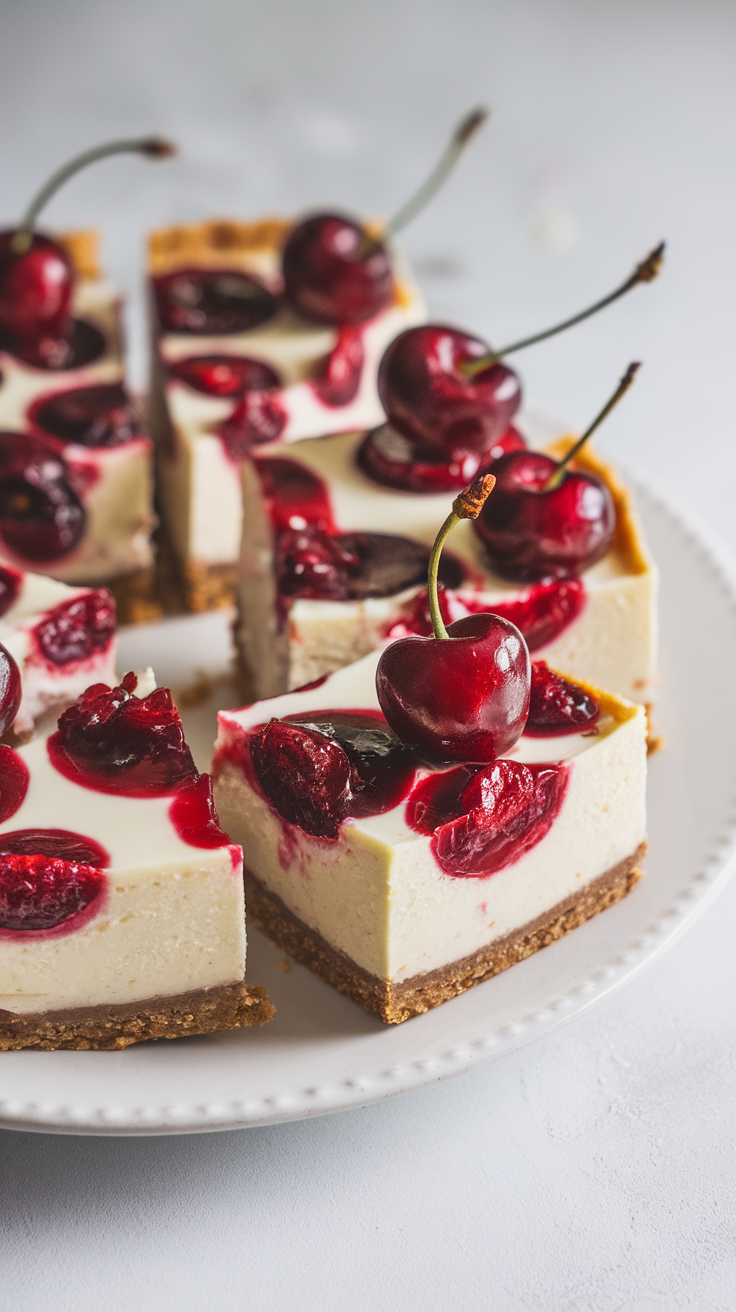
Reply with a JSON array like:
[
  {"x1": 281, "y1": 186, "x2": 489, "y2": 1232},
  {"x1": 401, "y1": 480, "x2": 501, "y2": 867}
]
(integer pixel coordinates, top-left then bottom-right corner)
[
  {"x1": 427, "y1": 474, "x2": 496, "y2": 639},
  {"x1": 544, "y1": 362, "x2": 641, "y2": 491},
  {"x1": 460, "y1": 243, "x2": 665, "y2": 378},
  {"x1": 11, "y1": 137, "x2": 177, "y2": 255}
]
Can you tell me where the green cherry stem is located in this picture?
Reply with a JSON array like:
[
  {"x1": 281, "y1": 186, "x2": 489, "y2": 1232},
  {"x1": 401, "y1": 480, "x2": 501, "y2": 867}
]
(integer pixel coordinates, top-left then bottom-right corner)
[
  {"x1": 11, "y1": 136, "x2": 177, "y2": 254},
  {"x1": 543, "y1": 362, "x2": 641, "y2": 492},
  {"x1": 459, "y1": 243, "x2": 664, "y2": 379},
  {"x1": 427, "y1": 473, "x2": 496, "y2": 639}
]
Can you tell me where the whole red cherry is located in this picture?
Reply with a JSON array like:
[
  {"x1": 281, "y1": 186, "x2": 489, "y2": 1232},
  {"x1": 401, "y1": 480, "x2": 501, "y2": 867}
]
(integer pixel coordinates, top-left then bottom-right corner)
[
  {"x1": 474, "y1": 449, "x2": 615, "y2": 582},
  {"x1": 378, "y1": 326, "x2": 521, "y2": 462},
  {"x1": 358, "y1": 421, "x2": 526, "y2": 494},
  {"x1": 376, "y1": 475, "x2": 530, "y2": 763},
  {"x1": 282, "y1": 214, "x2": 394, "y2": 326},
  {"x1": 0, "y1": 232, "x2": 73, "y2": 349}
]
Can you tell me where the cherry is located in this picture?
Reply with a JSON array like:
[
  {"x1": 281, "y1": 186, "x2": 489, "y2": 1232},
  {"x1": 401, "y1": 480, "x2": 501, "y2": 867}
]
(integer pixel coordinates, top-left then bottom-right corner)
[
  {"x1": 48, "y1": 670, "x2": 198, "y2": 797},
  {"x1": 0, "y1": 852, "x2": 105, "y2": 932},
  {"x1": 33, "y1": 588, "x2": 115, "y2": 667},
  {"x1": 284, "y1": 710, "x2": 417, "y2": 818},
  {"x1": 169, "y1": 774, "x2": 230, "y2": 848},
  {"x1": 312, "y1": 325, "x2": 364, "y2": 406},
  {"x1": 525, "y1": 660, "x2": 600, "y2": 736},
  {"x1": 378, "y1": 327, "x2": 522, "y2": 461},
  {"x1": 278, "y1": 527, "x2": 463, "y2": 603},
  {"x1": 0, "y1": 430, "x2": 86, "y2": 562},
  {"x1": 0, "y1": 136, "x2": 174, "y2": 359},
  {"x1": 0, "y1": 642, "x2": 22, "y2": 737},
  {"x1": 0, "y1": 745, "x2": 29, "y2": 822},
  {"x1": 282, "y1": 108, "x2": 488, "y2": 326},
  {"x1": 153, "y1": 269, "x2": 278, "y2": 335},
  {"x1": 475, "y1": 365, "x2": 638, "y2": 582},
  {"x1": 252, "y1": 718, "x2": 351, "y2": 839},
  {"x1": 358, "y1": 421, "x2": 526, "y2": 494},
  {"x1": 376, "y1": 476, "x2": 530, "y2": 764},
  {"x1": 217, "y1": 388, "x2": 287, "y2": 459},
  {"x1": 168, "y1": 354, "x2": 280, "y2": 397},
  {"x1": 0, "y1": 565, "x2": 22, "y2": 618},
  {"x1": 0, "y1": 828, "x2": 109, "y2": 864},
  {"x1": 31, "y1": 383, "x2": 139, "y2": 448}
]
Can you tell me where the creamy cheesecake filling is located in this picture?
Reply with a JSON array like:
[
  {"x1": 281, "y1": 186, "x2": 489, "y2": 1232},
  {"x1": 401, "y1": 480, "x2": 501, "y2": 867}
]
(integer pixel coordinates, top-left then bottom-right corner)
[
  {"x1": 214, "y1": 650, "x2": 647, "y2": 983},
  {"x1": 235, "y1": 428, "x2": 658, "y2": 704}
]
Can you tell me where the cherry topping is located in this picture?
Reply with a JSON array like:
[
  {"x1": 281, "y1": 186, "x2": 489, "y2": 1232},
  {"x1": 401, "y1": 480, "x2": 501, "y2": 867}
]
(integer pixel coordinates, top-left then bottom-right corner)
[
  {"x1": 169, "y1": 773, "x2": 230, "y2": 848},
  {"x1": 284, "y1": 710, "x2": 417, "y2": 819},
  {"x1": 217, "y1": 388, "x2": 287, "y2": 459},
  {"x1": 378, "y1": 326, "x2": 522, "y2": 461},
  {"x1": 251, "y1": 718, "x2": 351, "y2": 839},
  {"x1": 0, "y1": 643, "x2": 22, "y2": 736},
  {"x1": 376, "y1": 477, "x2": 530, "y2": 764},
  {"x1": 0, "y1": 232, "x2": 73, "y2": 347},
  {"x1": 0, "y1": 828, "x2": 109, "y2": 864},
  {"x1": 0, "y1": 852, "x2": 105, "y2": 932},
  {"x1": 168, "y1": 354, "x2": 280, "y2": 397},
  {"x1": 153, "y1": 269, "x2": 277, "y2": 335},
  {"x1": 525, "y1": 660, "x2": 600, "y2": 736},
  {"x1": 312, "y1": 324, "x2": 364, "y2": 406},
  {"x1": 278, "y1": 528, "x2": 463, "y2": 603},
  {"x1": 389, "y1": 578, "x2": 585, "y2": 653},
  {"x1": 48, "y1": 671, "x2": 197, "y2": 796},
  {"x1": 256, "y1": 456, "x2": 336, "y2": 534},
  {"x1": 31, "y1": 383, "x2": 139, "y2": 448},
  {"x1": 33, "y1": 588, "x2": 115, "y2": 667},
  {"x1": 0, "y1": 745, "x2": 30, "y2": 822},
  {"x1": 406, "y1": 758, "x2": 567, "y2": 877},
  {"x1": 358, "y1": 422, "x2": 526, "y2": 494},
  {"x1": 0, "y1": 565, "x2": 22, "y2": 618},
  {"x1": 0, "y1": 430, "x2": 85, "y2": 562},
  {"x1": 283, "y1": 215, "x2": 393, "y2": 327}
]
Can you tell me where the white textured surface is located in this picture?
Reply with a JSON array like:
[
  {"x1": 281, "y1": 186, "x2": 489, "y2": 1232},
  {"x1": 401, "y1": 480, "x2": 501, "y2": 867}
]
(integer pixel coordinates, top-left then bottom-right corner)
[{"x1": 2, "y1": 1, "x2": 736, "y2": 1309}]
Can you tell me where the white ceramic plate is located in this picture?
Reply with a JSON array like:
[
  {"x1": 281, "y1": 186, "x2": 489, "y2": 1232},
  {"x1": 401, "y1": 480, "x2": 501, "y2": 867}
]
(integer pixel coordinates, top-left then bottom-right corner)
[{"x1": 1, "y1": 476, "x2": 735, "y2": 1136}]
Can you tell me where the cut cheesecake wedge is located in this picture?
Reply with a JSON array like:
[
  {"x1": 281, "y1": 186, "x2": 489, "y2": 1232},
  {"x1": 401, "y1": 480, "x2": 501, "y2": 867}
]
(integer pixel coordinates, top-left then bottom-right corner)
[
  {"x1": 213, "y1": 648, "x2": 647, "y2": 1024},
  {"x1": 235, "y1": 427, "x2": 658, "y2": 707},
  {"x1": 0, "y1": 669, "x2": 272, "y2": 1050},
  {"x1": 148, "y1": 219, "x2": 425, "y2": 611}
]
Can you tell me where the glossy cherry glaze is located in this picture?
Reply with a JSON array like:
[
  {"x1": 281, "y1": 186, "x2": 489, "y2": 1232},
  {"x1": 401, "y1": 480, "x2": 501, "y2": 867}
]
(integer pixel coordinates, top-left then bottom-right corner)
[
  {"x1": 282, "y1": 214, "x2": 393, "y2": 326},
  {"x1": 0, "y1": 643, "x2": 22, "y2": 736},
  {"x1": 378, "y1": 326, "x2": 522, "y2": 461},
  {"x1": 0, "y1": 564, "x2": 22, "y2": 617},
  {"x1": 406, "y1": 757, "x2": 568, "y2": 877},
  {"x1": 0, "y1": 745, "x2": 30, "y2": 821},
  {"x1": 33, "y1": 589, "x2": 115, "y2": 668},
  {"x1": 388, "y1": 577, "x2": 585, "y2": 653},
  {"x1": 250, "y1": 709, "x2": 417, "y2": 839},
  {"x1": 525, "y1": 660, "x2": 600, "y2": 736},
  {"x1": 217, "y1": 389, "x2": 287, "y2": 459},
  {"x1": 168, "y1": 354, "x2": 281, "y2": 398},
  {"x1": 153, "y1": 269, "x2": 278, "y2": 335},
  {"x1": 312, "y1": 324, "x2": 364, "y2": 407},
  {"x1": 475, "y1": 449, "x2": 616, "y2": 582},
  {"x1": 376, "y1": 612, "x2": 531, "y2": 764},
  {"x1": 9, "y1": 318, "x2": 105, "y2": 371},
  {"x1": 0, "y1": 231, "x2": 73, "y2": 347},
  {"x1": 48, "y1": 671, "x2": 197, "y2": 797},
  {"x1": 358, "y1": 422, "x2": 526, "y2": 494},
  {"x1": 30, "y1": 384, "x2": 139, "y2": 448},
  {"x1": 0, "y1": 828, "x2": 109, "y2": 864},
  {"x1": 256, "y1": 455, "x2": 336, "y2": 533},
  {"x1": 0, "y1": 851, "x2": 106, "y2": 933},
  {"x1": 0, "y1": 430, "x2": 85, "y2": 562},
  {"x1": 169, "y1": 773, "x2": 230, "y2": 848}
]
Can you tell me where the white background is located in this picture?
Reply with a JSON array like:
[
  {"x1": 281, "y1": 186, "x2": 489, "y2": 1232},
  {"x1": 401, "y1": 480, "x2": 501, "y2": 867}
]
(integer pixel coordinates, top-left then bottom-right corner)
[{"x1": 2, "y1": 1, "x2": 736, "y2": 1307}]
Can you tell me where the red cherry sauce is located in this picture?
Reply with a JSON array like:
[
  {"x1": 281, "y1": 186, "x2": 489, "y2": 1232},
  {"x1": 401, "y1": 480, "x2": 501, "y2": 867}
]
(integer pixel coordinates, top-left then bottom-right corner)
[
  {"x1": 390, "y1": 578, "x2": 586, "y2": 653},
  {"x1": 29, "y1": 384, "x2": 140, "y2": 449},
  {"x1": 312, "y1": 325, "x2": 364, "y2": 407},
  {"x1": 7, "y1": 319, "x2": 105, "y2": 372},
  {"x1": 406, "y1": 757, "x2": 568, "y2": 878},
  {"x1": 48, "y1": 671, "x2": 197, "y2": 797},
  {"x1": 169, "y1": 773, "x2": 231, "y2": 848},
  {"x1": 358, "y1": 423, "x2": 527, "y2": 494},
  {"x1": 0, "y1": 564, "x2": 22, "y2": 617},
  {"x1": 217, "y1": 389, "x2": 287, "y2": 459},
  {"x1": 152, "y1": 269, "x2": 278, "y2": 335},
  {"x1": 0, "y1": 745, "x2": 29, "y2": 822},
  {"x1": 525, "y1": 660, "x2": 600, "y2": 736},
  {"x1": 169, "y1": 354, "x2": 281, "y2": 398},
  {"x1": 0, "y1": 828, "x2": 109, "y2": 938},
  {"x1": 31, "y1": 588, "x2": 115, "y2": 670}
]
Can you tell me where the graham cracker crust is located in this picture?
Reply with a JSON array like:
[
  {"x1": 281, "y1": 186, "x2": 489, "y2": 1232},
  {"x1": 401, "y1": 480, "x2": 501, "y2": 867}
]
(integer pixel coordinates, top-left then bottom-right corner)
[
  {"x1": 0, "y1": 980, "x2": 273, "y2": 1052},
  {"x1": 244, "y1": 844, "x2": 646, "y2": 1025}
]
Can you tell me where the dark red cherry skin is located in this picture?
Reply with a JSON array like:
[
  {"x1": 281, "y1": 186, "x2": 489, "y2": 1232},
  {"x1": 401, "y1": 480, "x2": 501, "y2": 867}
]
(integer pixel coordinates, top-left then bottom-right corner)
[
  {"x1": 0, "y1": 642, "x2": 22, "y2": 736},
  {"x1": 0, "y1": 745, "x2": 30, "y2": 821},
  {"x1": 0, "y1": 852, "x2": 105, "y2": 933},
  {"x1": 30, "y1": 384, "x2": 139, "y2": 448},
  {"x1": 376, "y1": 612, "x2": 530, "y2": 765},
  {"x1": 312, "y1": 324, "x2": 364, "y2": 406},
  {"x1": 168, "y1": 354, "x2": 281, "y2": 398},
  {"x1": 33, "y1": 589, "x2": 115, "y2": 667},
  {"x1": 378, "y1": 326, "x2": 522, "y2": 462},
  {"x1": 282, "y1": 214, "x2": 394, "y2": 326},
  {"x1": 217, "y1": 389, "x2": 287, "y2": 459},
  {"x1": 251, "y1": 718, "x2": 351, "y2": 839},
  {"x1": 358, "y1": 422, "x2": 526, "y2": 494},
  {"x1": 0, "y1": 430, "x2": 86, "y2": 562},
  {"x1": 525, "y1": 660, "x2": 600, "y2": 736},
  {"x1": 153, "y1": 269, "x2": 278, "y2": 335},
  {"x1": 474, "y1": 449, "x2": 616, "y2": 583},
  {"x1": 0, "y1": 231, "x2": 74, "y2": 346},
  {"x1": 0, "y1": 564, "x2": 22, "y2": 617}
]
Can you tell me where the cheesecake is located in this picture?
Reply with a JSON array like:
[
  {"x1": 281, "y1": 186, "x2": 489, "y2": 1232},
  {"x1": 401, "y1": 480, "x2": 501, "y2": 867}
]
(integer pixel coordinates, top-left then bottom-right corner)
[
  {"x1": 147, "y1": 219, "x2": 426, "y2": 611},
  {"x1": 0, "y1": 230, "x2": 157, "y2": 622},
  {"x1": 213, "y1": 648, "x2": 647, "y2": 1024},
  {"x1": 234, "y1": 427, "x2": 657, "y2": 707},
  {"x1": 0, "y1": 668, "x2": 273, "y2": 1050},
  {"x1": 0, "y1": 565, "x2": 116, "y2": 736}
]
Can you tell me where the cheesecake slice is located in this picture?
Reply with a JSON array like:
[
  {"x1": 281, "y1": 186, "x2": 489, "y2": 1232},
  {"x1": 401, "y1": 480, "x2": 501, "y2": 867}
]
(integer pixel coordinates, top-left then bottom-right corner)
[
  {"x1": 148, "y1": 219, "x2": 425, "y2": 611},
  {"x1": 235, "y1": 428, "x2": 657, "y2": 708},
  {"x1": 213, "y1": 648, "x2": 647, "y2": 1024},
  {"x1": 0, "y1": 565, "x2": 116, "y2": 736},
  {"x1": 0, "y1": 230, "x2": 157, "y2": 622},
  {"x1": 0, "y1": 669, "x2": 272, "y2": 1050}
]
